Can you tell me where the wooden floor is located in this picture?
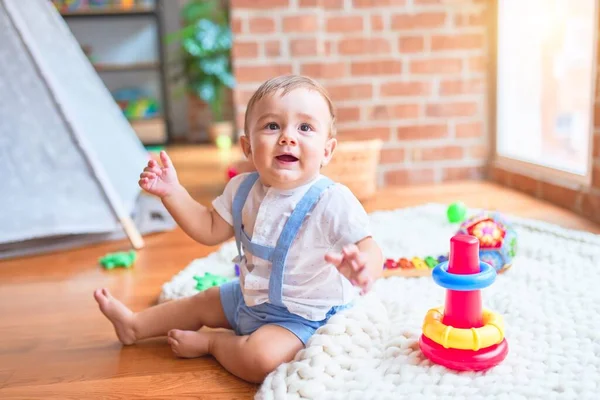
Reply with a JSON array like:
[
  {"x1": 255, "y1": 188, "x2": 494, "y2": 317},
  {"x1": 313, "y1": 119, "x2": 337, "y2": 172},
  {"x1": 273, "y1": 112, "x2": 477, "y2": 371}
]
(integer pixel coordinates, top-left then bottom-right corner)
[{"x1": 1, "y1": 145, "x2": 598, "y2": 399}]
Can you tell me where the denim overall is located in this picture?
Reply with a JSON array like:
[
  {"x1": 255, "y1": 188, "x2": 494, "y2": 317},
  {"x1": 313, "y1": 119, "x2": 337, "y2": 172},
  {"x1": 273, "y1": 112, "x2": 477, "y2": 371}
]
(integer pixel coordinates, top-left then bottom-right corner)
[{"x1": 218, "y1": 172, "x2": 349, "y2": 344}]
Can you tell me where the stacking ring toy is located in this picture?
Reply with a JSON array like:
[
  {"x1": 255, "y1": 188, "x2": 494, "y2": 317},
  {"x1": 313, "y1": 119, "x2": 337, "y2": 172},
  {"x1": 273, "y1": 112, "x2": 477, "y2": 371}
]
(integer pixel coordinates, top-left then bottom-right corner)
[
  {"x1": 419, "y1": 234, "x2": 509, "y2": 371},
  {"x1": 432, "y1": 261, "x2": 496, "y2": 291}
]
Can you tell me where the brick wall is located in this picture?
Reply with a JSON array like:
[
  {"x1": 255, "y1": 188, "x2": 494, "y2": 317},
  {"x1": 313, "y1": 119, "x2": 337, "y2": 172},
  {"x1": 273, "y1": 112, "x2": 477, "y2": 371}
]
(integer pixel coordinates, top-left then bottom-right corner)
[{"x1": 229, "y1": 0, "x2": 488, "y2": 187}]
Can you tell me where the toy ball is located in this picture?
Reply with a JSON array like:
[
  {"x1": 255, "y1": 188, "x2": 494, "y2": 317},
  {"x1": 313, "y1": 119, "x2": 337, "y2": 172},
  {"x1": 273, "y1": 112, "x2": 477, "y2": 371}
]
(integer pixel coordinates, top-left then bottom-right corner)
[
  {"x1": 447, "y1": 201, "x2": 467, "y2": 223},
  {"x1": 456, "y1": 212, "x2": 517, "y2": 273}
]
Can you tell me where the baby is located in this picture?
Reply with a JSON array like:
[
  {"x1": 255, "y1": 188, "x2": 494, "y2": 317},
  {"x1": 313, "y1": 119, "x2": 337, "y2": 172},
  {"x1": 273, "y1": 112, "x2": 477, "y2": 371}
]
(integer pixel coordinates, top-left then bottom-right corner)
[{"x1": 94, "y1": 74, "x2": 383, "y2": 383}]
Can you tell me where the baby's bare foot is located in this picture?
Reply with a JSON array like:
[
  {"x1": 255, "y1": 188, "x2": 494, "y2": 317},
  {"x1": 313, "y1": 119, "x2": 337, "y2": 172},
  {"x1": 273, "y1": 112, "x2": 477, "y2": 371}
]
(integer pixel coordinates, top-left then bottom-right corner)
[
  {"x1": 94, "y1": 288, "x2": 137, "y2": 345},
  {"x1": 168, "y1": 329, "x2": 211, "y2": 358}
]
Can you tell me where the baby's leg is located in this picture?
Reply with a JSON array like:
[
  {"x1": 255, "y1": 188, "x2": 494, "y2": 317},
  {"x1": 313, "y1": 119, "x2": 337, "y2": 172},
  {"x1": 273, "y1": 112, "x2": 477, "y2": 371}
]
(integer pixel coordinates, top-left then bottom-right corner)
[
  {"x1": 168, "y1": 324, "x2": 303, "y2": 383},
  {"x1": 93, "y1": 286, "x2": 229, "y2": 345}
]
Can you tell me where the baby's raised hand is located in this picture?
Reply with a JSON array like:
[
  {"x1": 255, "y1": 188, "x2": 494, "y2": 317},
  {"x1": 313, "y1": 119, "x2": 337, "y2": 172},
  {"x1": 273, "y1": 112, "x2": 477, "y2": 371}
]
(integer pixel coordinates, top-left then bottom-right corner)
[
  {"x1": 138, "y1": 151, "x2": 180, "y2": 198},
  {"x1": 325, "y1": 244, "x2": 373, "y2": 294}
]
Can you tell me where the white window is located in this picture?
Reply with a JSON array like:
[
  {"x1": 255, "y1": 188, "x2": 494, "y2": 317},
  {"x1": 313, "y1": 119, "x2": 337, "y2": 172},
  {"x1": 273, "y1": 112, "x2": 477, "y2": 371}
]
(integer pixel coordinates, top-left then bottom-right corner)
[{"x1": 495, "y1": 0, "x2": 597, "y2": 184}]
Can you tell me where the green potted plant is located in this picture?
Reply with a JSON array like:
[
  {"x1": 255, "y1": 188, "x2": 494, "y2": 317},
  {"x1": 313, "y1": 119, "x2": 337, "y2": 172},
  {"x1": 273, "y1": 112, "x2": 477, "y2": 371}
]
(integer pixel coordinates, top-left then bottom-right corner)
[{"x1": 167, "y1": 0, "x2": 236, "y2": 145}]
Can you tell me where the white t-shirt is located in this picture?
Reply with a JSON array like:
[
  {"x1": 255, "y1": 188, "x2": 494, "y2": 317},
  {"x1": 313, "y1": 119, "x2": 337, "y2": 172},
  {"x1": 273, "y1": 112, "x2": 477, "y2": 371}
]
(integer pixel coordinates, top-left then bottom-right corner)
[{"x1": 212, "y1": 172, "x2": 372, "y2": 321}]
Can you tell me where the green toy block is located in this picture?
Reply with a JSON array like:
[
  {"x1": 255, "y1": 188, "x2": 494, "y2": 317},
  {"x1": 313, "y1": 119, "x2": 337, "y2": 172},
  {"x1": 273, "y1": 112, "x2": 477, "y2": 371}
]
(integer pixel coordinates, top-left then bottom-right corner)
[
  {"x1": 425, "y1": 256, "x2": 438, "y2": 269},
  {"x1": 193, "y1": 273, "x2": 229, "y2": 291},
  {"x1": 99, "y1": 250, "x2": 137, "y2": 270}
]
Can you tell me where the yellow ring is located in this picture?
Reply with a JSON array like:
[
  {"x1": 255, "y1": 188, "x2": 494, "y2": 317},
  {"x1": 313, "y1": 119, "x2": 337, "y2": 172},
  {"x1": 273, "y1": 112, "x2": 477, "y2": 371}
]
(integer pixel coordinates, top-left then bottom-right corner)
[{"x1": 422, "y1": 306, "x2": 505, "y2": 351}]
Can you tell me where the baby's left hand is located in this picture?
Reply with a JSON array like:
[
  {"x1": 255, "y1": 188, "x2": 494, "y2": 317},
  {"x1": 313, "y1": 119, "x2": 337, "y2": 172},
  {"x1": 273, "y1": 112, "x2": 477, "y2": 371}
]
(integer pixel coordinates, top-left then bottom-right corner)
[{"x1": 325, "y1": 244, "x2": 372, "y2": 294}]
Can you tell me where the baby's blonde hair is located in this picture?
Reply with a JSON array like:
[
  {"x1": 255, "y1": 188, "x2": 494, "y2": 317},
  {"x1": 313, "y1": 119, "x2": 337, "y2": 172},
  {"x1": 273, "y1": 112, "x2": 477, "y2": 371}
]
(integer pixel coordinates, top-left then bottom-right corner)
[{"x1": 243, "y1": 74, "x2": 337, "y2": 137}]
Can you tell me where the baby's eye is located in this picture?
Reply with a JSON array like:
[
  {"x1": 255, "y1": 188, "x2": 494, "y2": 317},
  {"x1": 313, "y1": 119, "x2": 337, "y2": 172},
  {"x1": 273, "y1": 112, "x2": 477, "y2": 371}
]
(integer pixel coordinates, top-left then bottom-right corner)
[
  {"x1": 299, "y1": 123, "x2": 312, "y2": 132},
  {"x1": 265, "y1": 122, "x2": 279, "y2": 130}
]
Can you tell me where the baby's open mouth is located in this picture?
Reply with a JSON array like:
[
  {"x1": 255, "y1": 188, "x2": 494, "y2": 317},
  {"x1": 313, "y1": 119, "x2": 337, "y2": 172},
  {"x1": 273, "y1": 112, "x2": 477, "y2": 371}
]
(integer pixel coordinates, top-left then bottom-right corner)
[{"x1": 276, "y1": 154, "x2": 299, "y2": 162}]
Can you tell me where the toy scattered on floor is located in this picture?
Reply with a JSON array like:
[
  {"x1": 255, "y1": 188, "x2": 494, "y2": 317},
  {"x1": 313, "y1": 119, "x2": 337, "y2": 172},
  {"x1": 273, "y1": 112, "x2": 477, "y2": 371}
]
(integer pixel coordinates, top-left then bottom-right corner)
[
  {"x1": 383, "y1": 209, "x2": 518, "y2": 278},
  {"x1": 193, "y1": 272, "x2": 229, "y2": 291},
  {"x1": 446, "y1": 201, "x2": 467, "y2": 223},
  {"x1": 458, "y1": 211, "x2": 517, "y2": 273},
  {"x1": 99, "y1": 250, "x2": 137, "y2": 269},
  {"x1": 234, "y1": 264, "x2": 240, "y2": 276},
  {"x1": 419, "y1": 234, "x2": 508, "y2": 371}
]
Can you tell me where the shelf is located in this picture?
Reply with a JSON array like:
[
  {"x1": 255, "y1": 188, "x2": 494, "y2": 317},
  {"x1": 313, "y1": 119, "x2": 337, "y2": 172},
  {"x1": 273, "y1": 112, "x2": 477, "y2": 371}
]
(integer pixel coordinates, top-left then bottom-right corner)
[
  {"x1": 93, "y1": 62, "x2": 159, "y2": 72},
  {"x1": 60, "y1": 6, "x2": 155, "y2": 18},
  {"x1": 130, "y1": 117, "x2": 167, "y2": 144}
]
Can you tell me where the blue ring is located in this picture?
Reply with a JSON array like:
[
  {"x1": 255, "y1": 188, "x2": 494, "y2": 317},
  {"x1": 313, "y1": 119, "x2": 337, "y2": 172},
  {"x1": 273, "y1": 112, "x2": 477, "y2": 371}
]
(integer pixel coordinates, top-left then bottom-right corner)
[{"x1": 432, "y1": 261, "x2": 496, "y2": 291}]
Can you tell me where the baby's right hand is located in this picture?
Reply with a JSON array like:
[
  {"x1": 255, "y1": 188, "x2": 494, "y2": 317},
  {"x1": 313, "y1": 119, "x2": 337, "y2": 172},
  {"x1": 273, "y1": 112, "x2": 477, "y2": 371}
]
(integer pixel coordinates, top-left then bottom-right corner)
[{"x1": 138, "y1": 151, "x2": 180, "y2": 198}]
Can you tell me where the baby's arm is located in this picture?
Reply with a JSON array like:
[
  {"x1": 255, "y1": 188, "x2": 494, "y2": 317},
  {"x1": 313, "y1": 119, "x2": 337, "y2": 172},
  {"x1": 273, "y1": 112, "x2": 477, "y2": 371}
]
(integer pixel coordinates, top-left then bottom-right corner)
[
  {"x1": 138, "y1": 151, "x2": 233, "y2": 246},
  {"x1": 162, "y1": 186, "x2": 233, "y2": 246}
]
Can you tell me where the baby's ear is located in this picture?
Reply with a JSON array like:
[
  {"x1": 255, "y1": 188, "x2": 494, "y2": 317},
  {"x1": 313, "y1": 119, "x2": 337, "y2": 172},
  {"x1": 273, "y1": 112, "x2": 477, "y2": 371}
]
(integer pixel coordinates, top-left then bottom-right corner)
[
  {"x1": 321, "y1": 137, "x2": 337, "y2": 167},
  {"x1": 240, "y1": 135, "x2": 251, "y2": 158}
]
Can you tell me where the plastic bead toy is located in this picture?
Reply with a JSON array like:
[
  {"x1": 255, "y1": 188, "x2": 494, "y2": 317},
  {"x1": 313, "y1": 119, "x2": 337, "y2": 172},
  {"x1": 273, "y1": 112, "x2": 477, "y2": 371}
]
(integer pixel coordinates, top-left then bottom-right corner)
[
  {"x1": 458, "y1": 211, "x2": 517, "y2": 273},
  {"x1": 447, "y1": 201, "x2": 467, "y2": 223},
  {"x1": 193, "y1": 272, "x2": 229, "y2": 291},
  {"x1": 99, "y1": 250, "x2": 136, "y2": 269},
  {"x1": 419, "y1": 234, "x2": 508, "y2": 371}
]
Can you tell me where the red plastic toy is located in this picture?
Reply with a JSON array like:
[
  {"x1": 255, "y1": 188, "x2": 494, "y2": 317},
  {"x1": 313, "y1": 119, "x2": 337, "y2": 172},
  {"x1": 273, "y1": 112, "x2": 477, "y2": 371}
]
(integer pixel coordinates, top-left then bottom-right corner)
[{"x1": 419, "y1": 234, "x2": 509, "y2": 371}]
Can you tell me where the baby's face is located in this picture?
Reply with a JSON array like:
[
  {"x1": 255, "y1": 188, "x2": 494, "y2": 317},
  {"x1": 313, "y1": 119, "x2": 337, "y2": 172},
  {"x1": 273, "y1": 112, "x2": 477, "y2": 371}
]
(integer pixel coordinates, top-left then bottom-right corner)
[{"x1": 242, "y1": 88, "x2": 336, "y2": 190}]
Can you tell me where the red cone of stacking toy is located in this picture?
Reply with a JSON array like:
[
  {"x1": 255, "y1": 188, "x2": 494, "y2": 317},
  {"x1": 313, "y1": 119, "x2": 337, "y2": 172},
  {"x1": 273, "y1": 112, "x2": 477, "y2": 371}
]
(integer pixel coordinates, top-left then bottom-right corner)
[
  {"x1": 443, "y1": 235, "x2": 483, "y2": 329},
  {"x1": 419, "y1": 234, "x2": 509, "y2": 371}
]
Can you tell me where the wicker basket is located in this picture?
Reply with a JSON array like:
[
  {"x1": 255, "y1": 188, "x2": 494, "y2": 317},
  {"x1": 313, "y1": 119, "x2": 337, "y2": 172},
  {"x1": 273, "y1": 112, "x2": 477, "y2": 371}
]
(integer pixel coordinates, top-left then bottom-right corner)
[{"x1": 322, "y1": 139, "x2": 382, "y2": 201}]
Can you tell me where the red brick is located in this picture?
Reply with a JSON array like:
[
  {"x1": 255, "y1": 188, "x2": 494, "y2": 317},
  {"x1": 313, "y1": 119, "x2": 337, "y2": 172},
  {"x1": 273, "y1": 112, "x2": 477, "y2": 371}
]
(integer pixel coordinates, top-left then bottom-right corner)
[
  {"x1": 594, "y1": 163, "x2": 600, "y2": 188},
  {"x1": 326, "y1": 83, "x2": 373, "y2": 101},
  {"x1": 231, "y1": 0, "x2": 289, "y2": 8},
  {"x1": 368, "y1": 104, "x2": 421, "y2": 120},
  {"x1": 440, "y1": 78, "x2": 484, "y2": 95},
  {"x1": 469, "y1": 144, "x2": 488, "y2": 160},
  {"x1": 301, "y1": 62, "x2": 348, "y2": 79},
  {"x1": 299, "y1": 0, "x2": 344, "y2": 8},
  {"x1": 283, "y1": 15, "x2": 318, "y2": 32},
  {"x1": 290, "y1": 39, "x2": 319, "y2": 56},
  {"x1": 426, "y1": 102, "x2": 478, "y2": 117},
  {"x1": 399, "y1": 36, "x2": 425, "y2": 53},
  {"x1": 338, "y1": 127, "x2": 391, "y2": 141},
  {"x1": 236, "y1": 89, "x2": 256, "y2": 105},
  {"x1": 511, "y1": 173, "x2": 540, "y2": 197},
  {"x1": 248, "y1": 17, "x2": 276, "y2": 33},
  {"x1": 380, "y1": 81, "x2": 431, "y2": 97},
  {"x1": 339, "y1": 38, "x2": 391, "y2": 55},
  {"x1": 264, "y1": 41, "x2": 281, "y2": 57},
  {"x1": 391, "y1": 12, "x2": 446, "y2": 30},
  {"x1": 468, "y1": 55, "x2": 487, "y2": 72},
  {"x1": 442, "y1": 166, "x2": 484, "y2": 181},
  {"x1": 232, "y1": 41, "x2": 259, "y2": 59},
  {"x1": 396, "y1": 124, "x2": 448, "y2": 140},
  {"x1": 231, "y1": 17, "x2": 244, "y2": 34},
  {"x1": 410, "y1": 58, "x2": 462, "y2": 74},
  {"x1": 412, "y1": 145, "x2": 463, "y2": 162},
  {"x1": 454, "y1": 9, "x2": 487, "y2": 27},
  {"x1": 431, "y1": 34, "x2": 485, "y2": 51},
  {"x1": 235, "y1": 64, "x2": 293, "y2": 83},
  {"x1": 582, "y1": 191, "x2": 600, "y2": 221},
  {"x1": 540, "y1": 181, "x2": 582, "y2": 211},
  {"x1": 371, "y1": 15, "x2": 385, "y2": 31},
  {"x1": 380, "y1": 147, "x2": 406, "y2": 164},
  {"x1": 593, "y1": 133, "x2": 600, "y2": 158},
  {"x1": 354, "y1": 0, "x2": 406, "y2": 7},
  {"x1": 351, "y1": 60, "x2": 402, "y2": 75},
  {"x1": 384, "y1": 168, "x2": 435, "y2": 186},
  {"x1": 327, "y1": 16, "x2": 364, "y2": 33},
  {"x1": 336, "y1": 106, "x2": 361, "y2": 122},
  {"x1": 456, "y1": 122, "x2": 482, "y2": 138},
  {"x1": 415, "y1": 0, "x2": 485, "y2": 4}
]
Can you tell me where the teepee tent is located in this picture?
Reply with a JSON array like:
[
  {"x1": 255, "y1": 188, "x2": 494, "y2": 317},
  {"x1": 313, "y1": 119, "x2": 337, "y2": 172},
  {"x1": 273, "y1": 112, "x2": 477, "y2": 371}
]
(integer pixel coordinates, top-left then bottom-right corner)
[{"x1": 0, "y1": 0, "x2": 174, "y2": 259}]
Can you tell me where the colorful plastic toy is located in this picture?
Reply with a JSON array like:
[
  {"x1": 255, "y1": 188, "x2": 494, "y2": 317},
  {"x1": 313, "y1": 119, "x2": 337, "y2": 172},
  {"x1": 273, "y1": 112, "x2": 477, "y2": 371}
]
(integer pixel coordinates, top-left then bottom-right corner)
[
  {"x1": 99, "y1": 250, "x2": 136, "y2": 269},
  {"x1": 458, "y1": 211, "x2": 517, "y2": 273},
  {"x1": 447, "y1": 202, "x2": 467, "y2": 223},
  {"x1": 419, "y1": 234, "x2": 508, "y2": 371},
  {"x1": 193, "y1": 272, "x2": 229, "y2": 291}
]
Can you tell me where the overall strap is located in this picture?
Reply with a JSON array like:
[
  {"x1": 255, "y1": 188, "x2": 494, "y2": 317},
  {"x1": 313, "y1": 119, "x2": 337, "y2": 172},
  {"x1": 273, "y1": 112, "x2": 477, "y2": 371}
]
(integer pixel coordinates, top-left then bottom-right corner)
[
  {"x1": 268, "y1": 177, "x2": 335, "y2": 307},
  {"x1": 232, "y1": 172, "x2": 260, "y2": 260}
]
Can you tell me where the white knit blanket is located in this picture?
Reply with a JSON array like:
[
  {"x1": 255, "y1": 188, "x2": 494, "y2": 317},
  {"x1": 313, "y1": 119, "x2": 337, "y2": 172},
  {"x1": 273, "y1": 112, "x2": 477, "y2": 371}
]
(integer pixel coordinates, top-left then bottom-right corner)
[{"x1": 159, "y1": 203, "x2": 600, "y2": 400}]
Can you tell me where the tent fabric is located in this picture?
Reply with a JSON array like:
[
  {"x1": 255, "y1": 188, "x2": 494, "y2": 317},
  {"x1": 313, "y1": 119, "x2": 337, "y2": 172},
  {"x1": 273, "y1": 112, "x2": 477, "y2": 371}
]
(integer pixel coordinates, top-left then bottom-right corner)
[{"x1": 0, "y1": 0, "x2": 175, "y2": 259}]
